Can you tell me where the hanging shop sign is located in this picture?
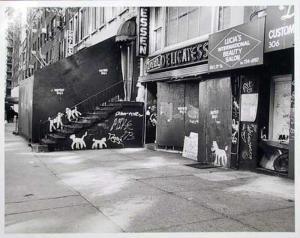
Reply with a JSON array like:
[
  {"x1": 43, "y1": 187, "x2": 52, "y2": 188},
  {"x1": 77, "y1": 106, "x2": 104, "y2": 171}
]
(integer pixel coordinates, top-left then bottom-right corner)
[
  {"x1": 137, "y1": 7, "x2": 150, "y2": 57},
  {"x1": 146, "y1": 41, "x2": 208, "y2": 73},
  {"x1": 265, "y1": 6, "x2": 294, "y2": 52},
  {"x1": 208, "y1": 18, "x2": 264, "y2": 72},
  {"x1": 66, "y1": 30, "x2": 74, "y2": 57}
]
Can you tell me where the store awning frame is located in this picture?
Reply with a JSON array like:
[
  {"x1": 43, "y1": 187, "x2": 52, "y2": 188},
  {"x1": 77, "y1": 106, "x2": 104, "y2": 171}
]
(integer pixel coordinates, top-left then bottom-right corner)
[
  {"x1": 139, "y1": 63, "x2": 208, "y2": 83},
  {"x1": 115, "y1": 18, "x2": 137, "y2": 43}
]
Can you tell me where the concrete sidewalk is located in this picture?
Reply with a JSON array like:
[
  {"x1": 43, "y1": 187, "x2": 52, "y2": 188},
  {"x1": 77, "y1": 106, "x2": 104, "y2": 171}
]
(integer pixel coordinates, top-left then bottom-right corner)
[{"x1": 5, "y1": 123, "x2": 295, "y2": 233}]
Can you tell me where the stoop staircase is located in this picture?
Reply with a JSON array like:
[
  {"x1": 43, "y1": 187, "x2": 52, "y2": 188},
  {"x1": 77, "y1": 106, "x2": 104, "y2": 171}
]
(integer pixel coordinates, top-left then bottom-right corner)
[
  {"x1": 37, "y1": 81, "x2": 133, "y2": 151},
  {"x1": 40, "y1": 102, "x2": 123, "y2": 151}
]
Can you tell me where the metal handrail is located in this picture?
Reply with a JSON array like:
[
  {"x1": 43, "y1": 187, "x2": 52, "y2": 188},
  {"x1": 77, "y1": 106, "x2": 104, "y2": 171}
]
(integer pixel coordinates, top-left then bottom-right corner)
[
  {"x1": 72, "y1": 80, "x2": 123, "y2": 109},
  {"x1": 41, "y1": 80, "x2": 123, "y2": 125}
]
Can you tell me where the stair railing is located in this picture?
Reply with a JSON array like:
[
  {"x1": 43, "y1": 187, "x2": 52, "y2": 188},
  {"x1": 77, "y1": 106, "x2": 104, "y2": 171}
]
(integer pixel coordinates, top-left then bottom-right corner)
[{"x1": 39, "y1": 80, "x2": 124, "y2": 142}]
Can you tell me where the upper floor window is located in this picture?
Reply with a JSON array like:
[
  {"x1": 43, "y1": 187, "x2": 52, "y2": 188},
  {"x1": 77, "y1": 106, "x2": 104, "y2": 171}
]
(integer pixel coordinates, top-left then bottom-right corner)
[
  {"x1": 218, "y1": 6, "x2": 231, "y2": 30},
  {"x1": 218, "y1": 6, "x2": 245, "y2": 31},
  {"x1": 74, "y1": 15, "x2": 79, "y2": 43},
  {"x1": 96, "y1": 7, "x2": 105, "y2": 27},
  {"x1": 80, "y1": 8, "x2": 89, "y2": 40},
  {"x1": 166, "y1": 7, "x2": 212, "y2": 46},
  {"x1": 152, "y1": 7, "x2": 163, "y2": 52},
  {"x1": 106, "y1": 7, "x2": 117, "y2": 22},
  {"x1": 91, "y1": 7, "x2": 97, "y2": 31}
]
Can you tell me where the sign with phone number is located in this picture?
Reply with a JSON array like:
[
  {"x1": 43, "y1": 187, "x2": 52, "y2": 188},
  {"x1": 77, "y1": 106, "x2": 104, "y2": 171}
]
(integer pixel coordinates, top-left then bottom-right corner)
[{"x1": 208, "y1": 18, "x2": 264, "y2": 72}]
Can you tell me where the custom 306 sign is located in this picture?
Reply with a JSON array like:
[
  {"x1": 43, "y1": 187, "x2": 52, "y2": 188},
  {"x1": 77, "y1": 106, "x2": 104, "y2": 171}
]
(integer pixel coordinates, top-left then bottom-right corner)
[
  {"x1": 208, "y1": 18, "x2": 265, "y2": 72},
  {"x1": 265, "y1": 6, "x2": 294, "y2": 52}
]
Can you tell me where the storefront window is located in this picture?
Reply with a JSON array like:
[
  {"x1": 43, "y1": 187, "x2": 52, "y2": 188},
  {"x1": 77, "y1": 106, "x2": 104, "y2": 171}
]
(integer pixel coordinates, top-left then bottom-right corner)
[
  {"x1": 166, "y1": 7, "x2": 212, "y2": 46},
  {"x1": 269, "y1": 75, "x2": 292, "y2": 141}
]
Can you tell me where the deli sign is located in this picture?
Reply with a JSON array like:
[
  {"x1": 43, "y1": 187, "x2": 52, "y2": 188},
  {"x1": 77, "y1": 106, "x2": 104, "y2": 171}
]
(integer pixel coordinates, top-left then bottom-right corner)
[
  {"x1": 146, "y1": 41, "x2": 208, "y2": 73},
  {"x1": 265, "y1": 6, "x2": 294, "y2": 52},
  {"x1": 208, "y1": 18, "x2": 264, "y2": 72},
  {"x1": 137, "y1": 7, "x2": 150, "y2": 57}
]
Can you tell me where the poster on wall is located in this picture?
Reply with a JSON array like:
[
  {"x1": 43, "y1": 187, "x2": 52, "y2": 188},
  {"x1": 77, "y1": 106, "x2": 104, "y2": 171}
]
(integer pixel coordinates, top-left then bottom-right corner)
[
  {"x1": 240, "y1": 93, "x2": 258, "y2": 122},
  {"x1": 208, "y1": 18, "x2": 264, "y2": 72},
  {"x1": 265, "y1": 6, "x2": 294, "y2": 52},
  {"x1": 183, "y1": 132, "x2": 198, "y2": 161}
]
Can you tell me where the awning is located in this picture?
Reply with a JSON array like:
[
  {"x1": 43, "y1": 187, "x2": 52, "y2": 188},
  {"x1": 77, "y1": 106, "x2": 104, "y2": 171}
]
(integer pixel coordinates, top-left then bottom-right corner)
[
  {"x1": 139, "y1": 64, "x2": 208, "y2": 83},
  {"x1": 115, "y1": 18, "x2": 136, "y2": 42},
  {"x1": 5, "y1": 96, "x2": 19, "y2": 104}
]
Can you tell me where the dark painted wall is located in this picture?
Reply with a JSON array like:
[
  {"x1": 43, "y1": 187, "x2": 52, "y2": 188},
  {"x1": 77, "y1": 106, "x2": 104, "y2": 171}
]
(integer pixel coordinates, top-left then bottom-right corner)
[
  {"x1": 18, "y1": 76, "x2": 34, "y2": 140},
  {"x1": 31, "y1": 36, "x2": 123, "y2": 142}
]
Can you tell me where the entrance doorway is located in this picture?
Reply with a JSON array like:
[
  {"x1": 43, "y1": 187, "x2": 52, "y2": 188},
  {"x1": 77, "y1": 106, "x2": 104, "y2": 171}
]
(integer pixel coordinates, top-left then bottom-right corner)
[
  {"x1": 145, "y1": 83, "x2": 157, "y2": 144},
  {"x1": 199, "y1": 77, "x2": 232, "y2": 167}
]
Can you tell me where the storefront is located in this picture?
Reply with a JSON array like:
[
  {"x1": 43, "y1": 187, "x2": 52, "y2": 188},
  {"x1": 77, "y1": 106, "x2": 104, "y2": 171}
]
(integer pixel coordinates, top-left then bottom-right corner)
[
  {"x1": 203, "y1": 6, "x2": 294, "y2": 178},
  {"x1": 140, "y1": 6, "x2": 294, "y2": 179},
  {"x1": 140, "y1": 40, "x2": 209, "y2": 150}
]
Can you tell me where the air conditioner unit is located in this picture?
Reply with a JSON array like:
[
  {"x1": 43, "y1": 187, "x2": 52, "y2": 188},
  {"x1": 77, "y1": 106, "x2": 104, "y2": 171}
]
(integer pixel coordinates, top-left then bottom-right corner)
[
  {"x1": 41, "y1": 28, "x2": 47, "y2": 34},
  {"x1": 28, "y1": 64, "x2": 34, "y2": 69},
  {"x1": 31, "y1": 50, "x2": 37, "y2": 55},
  {"x1": 32, "y1": 29, "x2": 37, "y2": 33}
]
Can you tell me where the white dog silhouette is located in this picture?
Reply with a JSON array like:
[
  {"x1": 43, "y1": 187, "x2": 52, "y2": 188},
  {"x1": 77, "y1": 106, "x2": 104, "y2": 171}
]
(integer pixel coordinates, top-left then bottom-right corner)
[
  {"x1": 70, "y1": 131, "x2": 87, "y2": 150},
  {"x1": 211, "y1": 141, "x2": 228, "y2": 166},
  {"x1": 92, "y1": 137, "x2": 107, "y2": 149}
]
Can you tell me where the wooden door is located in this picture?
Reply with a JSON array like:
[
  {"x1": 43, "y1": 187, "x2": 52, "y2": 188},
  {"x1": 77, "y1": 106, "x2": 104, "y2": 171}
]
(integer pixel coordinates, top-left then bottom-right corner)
[
  {"x1": 199, "y1": 77, "x2": 232, "y2": 167},
  {"x1": 157, "y1": 82, "x2": 185, "y2": 148}
]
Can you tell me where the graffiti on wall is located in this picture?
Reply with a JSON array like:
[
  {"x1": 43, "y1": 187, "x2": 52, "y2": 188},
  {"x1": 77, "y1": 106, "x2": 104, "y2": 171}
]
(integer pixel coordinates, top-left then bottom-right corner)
[
  {"x1": 51, "y1": 88, "x2": 65, "y2": 95},
  {"x1": 70, "y1": 131, "x2": 87, "y2": 150},
  {"x1": 241, "y1": 123, "x2": 257, "y2": 160},
  {"x1": 108, "y1": 133, "x2": 124, "y2": 145},
  {"x1": 178, "y1": 107, "x2": 187, "y2": 114},
  {"x1": 242, "y1": 81, "x2": 254, "y2": 93},
  {"x1": 211, "y1": 141, "x2": 228, "y2": 166},
  {"x1": 108, "y1": 119, "x2": 135, "y2": 145},
  {"x1": 187, "y1": 105, "x2": 199, "y2": 124},
  {"x1": 232, "y1": 97, "x2": 239, "y2": 144},
  {"x1": 210, "y1": 109, "x2": 221, "y2": 124},
  {"x1": 107, "y1": 110, "x2": 143, "y2": 146},
  {"x1": 232, "y1": 119, "x2": 239, "y2": 144}
]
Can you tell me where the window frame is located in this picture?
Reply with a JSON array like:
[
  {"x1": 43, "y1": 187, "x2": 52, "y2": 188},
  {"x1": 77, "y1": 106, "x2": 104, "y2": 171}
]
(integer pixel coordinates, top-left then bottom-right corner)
[
  {"x1": 268, "y1": 74, "x2": 292, "y2": 141},
  {"x1": 164, "y1": 7, "x2": 213, "y2": 48}
]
